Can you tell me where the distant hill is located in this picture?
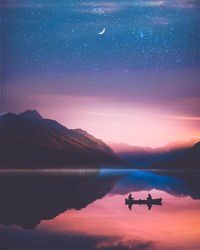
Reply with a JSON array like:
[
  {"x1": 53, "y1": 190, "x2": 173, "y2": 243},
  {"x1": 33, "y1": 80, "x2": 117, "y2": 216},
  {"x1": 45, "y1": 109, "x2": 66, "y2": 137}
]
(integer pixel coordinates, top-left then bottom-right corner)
[
  {"x1": 0, "y1": 110, "x2": 125, "y2": 167},
  {"x1": 107, "y1": 142, "x2": 157, "y2": 166},
  {"x1": 145, "y1": 142, "x2": 200, "y2": 169},
  {"x1": 108, "y1": 139, "x2": 199, "y2": 167}
]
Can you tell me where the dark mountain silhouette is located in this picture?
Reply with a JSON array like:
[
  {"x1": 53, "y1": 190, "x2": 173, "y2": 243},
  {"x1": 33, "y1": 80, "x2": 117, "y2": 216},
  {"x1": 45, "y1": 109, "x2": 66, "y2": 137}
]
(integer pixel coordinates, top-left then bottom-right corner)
[
  {"x1": 19, "y1": 110, "x2": 43, "y2": 121},
  {"x1": 108, "y1": 139, "x2": 199, "y2": 167},
  {"x1": 73, "y1": 129, "x2": 113, "y2": 154},
  {"x1": 145, "y1": 142, "x2": 200, "y2": 169},
  {"x1": 0, "y1": 110, "x2": 125, "y2": 167}
]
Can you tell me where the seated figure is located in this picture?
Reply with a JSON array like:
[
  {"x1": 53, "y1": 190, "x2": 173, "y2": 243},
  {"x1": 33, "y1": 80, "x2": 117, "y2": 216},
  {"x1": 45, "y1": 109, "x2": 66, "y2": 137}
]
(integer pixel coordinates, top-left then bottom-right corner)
[{"x1": 147, "y1": 194, "x2": 152, "y2": 202}]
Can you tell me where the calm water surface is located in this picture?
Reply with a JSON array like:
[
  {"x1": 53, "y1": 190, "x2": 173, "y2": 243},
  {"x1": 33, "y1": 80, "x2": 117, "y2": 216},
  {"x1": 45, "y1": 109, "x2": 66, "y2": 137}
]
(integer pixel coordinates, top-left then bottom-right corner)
[{"x1": 0, "y1": 168, "x2": 200, "y2": 250}]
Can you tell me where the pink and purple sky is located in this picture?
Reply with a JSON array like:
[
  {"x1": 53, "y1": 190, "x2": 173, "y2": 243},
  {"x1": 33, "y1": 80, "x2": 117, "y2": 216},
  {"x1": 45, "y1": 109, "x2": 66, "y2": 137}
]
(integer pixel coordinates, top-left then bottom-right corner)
[{"x1": 1, "y1": 0, "x2": 200, "y2": 147}]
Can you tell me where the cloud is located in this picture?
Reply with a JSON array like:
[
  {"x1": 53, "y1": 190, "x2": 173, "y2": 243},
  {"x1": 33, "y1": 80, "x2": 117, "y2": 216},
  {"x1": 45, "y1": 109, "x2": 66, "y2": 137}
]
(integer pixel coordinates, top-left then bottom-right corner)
[
  {"x1": 150, "y1": 17, "x2": 171, "y2": 26},
  {"x1": 96, "y1": 237, "x2": 154, "y2": 250},
  {"x1": 1, "y1": 0, "x2": 46, "y2": 9},
  {"x1": 1, "y1": 0, "x2": 121, "y2": 13},
  {"x1": 133, "y1": 1, "x2": 165, "y2": 7},
  {"x1": 79, "y1": 2, "x2": 122, "y2": 14},
  {"x1": 127, "y1": 0, "x2": 200, "y2": 8},
  {"x1": 165, "y1": 115, "x2": 200, "y2": 121},
  {"x1": 2, "y1": 0, "x2": 199, "y2": 10},
  {"x1": 75, "y1": 0, "x2": 200, "y2": 14}
]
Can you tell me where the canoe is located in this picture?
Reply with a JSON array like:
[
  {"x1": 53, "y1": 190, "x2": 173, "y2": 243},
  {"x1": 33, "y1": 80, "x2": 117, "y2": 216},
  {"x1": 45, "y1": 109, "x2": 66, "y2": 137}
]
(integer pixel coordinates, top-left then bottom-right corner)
[{"x1": 125, "y1": 198, "x2": 162, "y2": 205}]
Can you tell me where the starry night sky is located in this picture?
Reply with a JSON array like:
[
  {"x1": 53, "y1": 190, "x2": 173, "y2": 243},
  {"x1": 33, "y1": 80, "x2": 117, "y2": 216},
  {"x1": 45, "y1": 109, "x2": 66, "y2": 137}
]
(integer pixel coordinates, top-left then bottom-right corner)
[{"x1": 1, "y1": 0, "x2": 200, "y2": 146}]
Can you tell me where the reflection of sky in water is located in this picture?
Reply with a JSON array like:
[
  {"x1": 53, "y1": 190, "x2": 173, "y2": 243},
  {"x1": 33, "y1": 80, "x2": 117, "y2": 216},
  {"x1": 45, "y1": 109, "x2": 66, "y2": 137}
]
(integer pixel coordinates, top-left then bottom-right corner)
[
  {"x1": 34, "y1": 191, "x2": 200, "y2": 249},
  {"x1": 0, "y1": 170, "x2": 200, "y2": 250}
]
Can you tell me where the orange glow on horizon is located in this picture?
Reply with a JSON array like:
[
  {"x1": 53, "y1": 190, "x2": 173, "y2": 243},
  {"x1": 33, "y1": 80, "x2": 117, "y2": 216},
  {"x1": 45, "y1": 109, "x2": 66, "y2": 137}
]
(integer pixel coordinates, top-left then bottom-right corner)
[
  {"x1": 29, "y1": 94, "x2": 199, "y2": 148},
  {"x1": 7, "y1": 91, "x2": 199, "y2": 148},
  {"x1": 60, "y1": 105, "x2": 200, "y2": 147}
]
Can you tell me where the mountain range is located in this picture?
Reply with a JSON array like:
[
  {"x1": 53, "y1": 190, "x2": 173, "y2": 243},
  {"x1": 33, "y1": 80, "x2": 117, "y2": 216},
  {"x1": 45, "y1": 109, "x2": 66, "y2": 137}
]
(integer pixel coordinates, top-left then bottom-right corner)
[
  {"x1": 108, "y1": 139, "x2": 200, "y2": 167},
  {"x1": 148, "y1": 142, "x2": 200, "y2": 169},
  {"x1": 0, "y1": 109, "x2": 199, "y2": 169},
  {"x1": 0, "y1": 110, "x2": 125, "y2": 167}
]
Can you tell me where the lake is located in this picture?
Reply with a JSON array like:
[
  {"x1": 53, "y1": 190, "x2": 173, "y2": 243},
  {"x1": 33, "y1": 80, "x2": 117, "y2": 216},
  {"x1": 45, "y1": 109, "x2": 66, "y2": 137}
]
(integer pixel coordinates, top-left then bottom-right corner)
[{"x1": 0, "y1": 168, "x2": 200, "y2": 250}]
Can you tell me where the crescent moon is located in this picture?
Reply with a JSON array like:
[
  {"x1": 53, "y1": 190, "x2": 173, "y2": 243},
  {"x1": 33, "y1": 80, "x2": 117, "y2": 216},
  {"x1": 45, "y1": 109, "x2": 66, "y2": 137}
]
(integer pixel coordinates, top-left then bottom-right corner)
[{"x1": 98, "y1": 28, "x2": 106, "y2": 35}]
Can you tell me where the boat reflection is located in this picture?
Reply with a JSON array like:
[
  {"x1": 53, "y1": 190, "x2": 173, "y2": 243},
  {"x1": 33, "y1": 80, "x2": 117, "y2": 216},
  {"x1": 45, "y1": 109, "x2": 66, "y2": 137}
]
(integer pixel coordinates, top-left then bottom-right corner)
[{"x1": 125, "y1": 193, "x2": 162, "y2": 210}]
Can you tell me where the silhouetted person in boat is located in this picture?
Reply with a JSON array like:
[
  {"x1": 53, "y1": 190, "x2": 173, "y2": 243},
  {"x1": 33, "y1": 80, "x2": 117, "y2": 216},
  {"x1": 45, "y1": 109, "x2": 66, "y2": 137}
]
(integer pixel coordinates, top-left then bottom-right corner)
[
  {"x1": 128, "y1": 194, "x2": 133, "y2": 210},
  {"x1": 147, "y1": 194, "x2": 152, "y2": 202},
  {"x1": 147, "y1": 194, "x2": 152, "y2": 210},
  {"x1": 128, "y1": 193, "x2": 134, "y2": 201},
  {"x1": 125, "y1": 193, "x2": 162, "y2": 211}
]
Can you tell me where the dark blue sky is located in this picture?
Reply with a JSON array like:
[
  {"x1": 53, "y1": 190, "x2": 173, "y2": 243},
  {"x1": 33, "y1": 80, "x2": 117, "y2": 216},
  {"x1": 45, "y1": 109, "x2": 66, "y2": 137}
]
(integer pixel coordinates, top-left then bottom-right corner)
[
  {"x1": 2, "y1": 0, "x2": 200, "y2": 74},
  {"x1": 1, "y1": 0, "x2": 200, "y2": 146}
]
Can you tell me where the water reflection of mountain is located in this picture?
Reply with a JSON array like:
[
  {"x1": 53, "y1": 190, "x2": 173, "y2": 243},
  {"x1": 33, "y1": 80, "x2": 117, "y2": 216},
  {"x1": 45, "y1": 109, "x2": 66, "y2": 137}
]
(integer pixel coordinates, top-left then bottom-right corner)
[
  {"x1": 151, "y1": 170, "x2": 200, "y2": 199},
  {"x1": 110, "y1": 170, "x2": 200, "y2": 200},
  {"x1": 0, "y1": 170, "x2": 126, "y2": 229},
  {"x1": 0, "y1": 169, "x2": 199, "y2": 230}
]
